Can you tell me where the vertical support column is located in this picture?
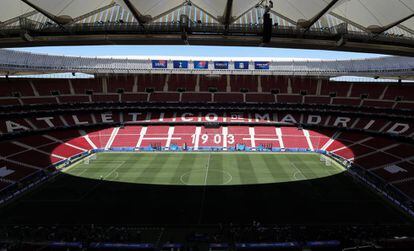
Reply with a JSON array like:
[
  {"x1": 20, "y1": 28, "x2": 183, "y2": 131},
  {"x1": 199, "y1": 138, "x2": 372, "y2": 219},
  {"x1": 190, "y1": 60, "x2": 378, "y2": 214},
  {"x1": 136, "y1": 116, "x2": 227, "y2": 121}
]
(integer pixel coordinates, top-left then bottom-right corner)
[
  {"x1": 68, "y1": 79, "x2": 75, "y2": 94},
  {"x1": 29, "y1": 80, "x2": 39, "y2": 96},
  {"x1": 316, "y1": 79, "x2": 322, "y2": 95},
  {"x1": 287, "y1": 78, "x2": 292, "y2": 94},
  {"x1": 102, "y1": 77, "x2": 108, "y2": 94},
  {"x1": 257, "y1": 76, "x2": 262, "y2": 93},
  {"x1": 380, "y1": 85, "x2": 388, "y2": 100},
  {"x1": 163, "y1": 74, "x2": 169, "y2": 92},
  {"x1": 226, "y1": 75, "x2": 231, "y2": 92},
  {"x1": 132, "y1": 75, "x2": 138, "y2": 93},
  {"x1": 195, "y1": 75, "x2": 200, "y2": 92},
  {"x1": 347, "y1": 83, "x2": 353, "y2": 97}
]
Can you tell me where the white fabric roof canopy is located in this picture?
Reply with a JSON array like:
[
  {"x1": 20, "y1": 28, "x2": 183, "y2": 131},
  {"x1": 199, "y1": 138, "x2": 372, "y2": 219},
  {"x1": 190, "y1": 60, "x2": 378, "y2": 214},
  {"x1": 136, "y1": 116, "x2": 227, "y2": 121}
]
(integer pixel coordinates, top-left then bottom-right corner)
[{"x1": 0, "y1": 0, "x2": 412, "y2": 35}]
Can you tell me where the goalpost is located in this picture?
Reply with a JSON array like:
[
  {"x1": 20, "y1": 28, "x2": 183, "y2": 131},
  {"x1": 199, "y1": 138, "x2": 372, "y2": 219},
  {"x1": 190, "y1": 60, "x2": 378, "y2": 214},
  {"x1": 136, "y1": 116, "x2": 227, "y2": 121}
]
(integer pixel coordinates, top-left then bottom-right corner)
[
  {"x1": 320, "y1": 154, "x2": 332, "y2": 166},
  {"x1": 83, "y1": 153, "x2": 97, "y2": 165}
]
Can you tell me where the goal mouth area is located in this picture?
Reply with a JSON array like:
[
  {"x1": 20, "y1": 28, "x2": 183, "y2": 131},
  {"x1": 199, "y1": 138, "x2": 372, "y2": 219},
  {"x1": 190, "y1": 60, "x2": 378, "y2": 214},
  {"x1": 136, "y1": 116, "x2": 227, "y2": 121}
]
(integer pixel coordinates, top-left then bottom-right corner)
[{"x1": 62, "y1": 152, "x2": 346, "y2": 187}]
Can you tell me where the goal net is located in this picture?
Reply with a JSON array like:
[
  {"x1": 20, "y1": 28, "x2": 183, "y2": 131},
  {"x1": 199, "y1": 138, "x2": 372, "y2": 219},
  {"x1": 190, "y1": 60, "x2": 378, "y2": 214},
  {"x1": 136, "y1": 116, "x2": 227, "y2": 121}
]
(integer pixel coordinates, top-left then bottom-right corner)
[
  {"x1": 320, "y1": 155, "x2": 332, "y2": 166},
  {"x1": 83, "y1": 154, "x2": 97, "y2": 165}
]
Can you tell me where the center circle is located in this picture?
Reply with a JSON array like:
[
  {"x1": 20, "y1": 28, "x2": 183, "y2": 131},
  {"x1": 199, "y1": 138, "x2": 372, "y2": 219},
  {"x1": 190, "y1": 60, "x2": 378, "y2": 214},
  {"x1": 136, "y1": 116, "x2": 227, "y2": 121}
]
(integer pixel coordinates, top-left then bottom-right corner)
[{"x1": 180, "y1": 169, "x2": 233, "y2": 186}]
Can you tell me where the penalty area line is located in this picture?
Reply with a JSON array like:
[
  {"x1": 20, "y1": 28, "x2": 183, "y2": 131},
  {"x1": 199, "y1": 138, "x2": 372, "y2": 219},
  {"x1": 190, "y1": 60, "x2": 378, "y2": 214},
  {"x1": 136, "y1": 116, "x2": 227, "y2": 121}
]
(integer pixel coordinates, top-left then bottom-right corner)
[
  {"x1": 290, "y1": 162, "x2": 306, "y2": 181},
  {"x1": 76, "y1": 161, "x2": 125, "y2": 202}
]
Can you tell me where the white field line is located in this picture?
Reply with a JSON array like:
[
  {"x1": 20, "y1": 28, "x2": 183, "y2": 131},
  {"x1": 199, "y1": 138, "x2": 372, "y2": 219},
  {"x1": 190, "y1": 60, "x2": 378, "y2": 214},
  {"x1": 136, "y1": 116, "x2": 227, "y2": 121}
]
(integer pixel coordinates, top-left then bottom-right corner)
[
  {"x1": 290, "y1": 162, "x2": 306, "y2": 181},
  {"x1": 204, "y1": 153, "x2": 212, "y2": 186},
  {"x1": 103, "y1": 161, "x2": 125, "y2": 180},
  {"x1": 75, "y1": 160, "x2": 125, "y2": 201}
]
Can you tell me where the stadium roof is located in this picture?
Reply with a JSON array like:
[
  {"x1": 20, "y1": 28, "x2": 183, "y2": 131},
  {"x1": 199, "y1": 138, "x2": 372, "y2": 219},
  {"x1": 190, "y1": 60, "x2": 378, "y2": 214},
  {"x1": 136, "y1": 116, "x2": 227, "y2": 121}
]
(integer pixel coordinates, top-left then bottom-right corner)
[{"x1": 0, "y1": 0, "x2": 413, "y2": 56}]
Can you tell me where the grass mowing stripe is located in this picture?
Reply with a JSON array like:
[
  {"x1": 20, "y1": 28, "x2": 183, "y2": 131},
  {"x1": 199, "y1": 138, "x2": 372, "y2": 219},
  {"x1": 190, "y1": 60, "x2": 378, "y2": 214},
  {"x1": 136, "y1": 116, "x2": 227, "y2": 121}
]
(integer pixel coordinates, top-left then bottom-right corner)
[
  {"x1": 142, "y1": 154, "x2": 172, "y2": 184},
  {"x1": 171, "y1": 153, "x2": 195, "y2": 184},
  {"x1": 115, "y1": 153, "x2": 144, "y2": 182},
  {"x1": 235, "y1": 154, "x2": 258, "y2": 184},
  {"x1": 261, "y1": 154, "x2": 289, "y2": 183},
  {"x1": 77, "y1": 160, "x2": 126, "y2": 201},
  {"x1": 212, "y1": 153, "x2": 224, "y2": 185},
  {"x1": 275, "y1": 154, "x2": 302, "y2": 182},
  {"x1": 187, "y1": 154, "x2": 209, "y2": 185},
  {"x1": 294, "y1": 156, "x2": 320, "y2": 180},
  {"x1": 129, "y1": 154, "x2": 158, "y2": 184},
  {"x1": 7, "y1": 152, "x2": 410, "y2": 226},
  {"x1": 62, "y1": 152, "x2": 345, "y2": 186}
]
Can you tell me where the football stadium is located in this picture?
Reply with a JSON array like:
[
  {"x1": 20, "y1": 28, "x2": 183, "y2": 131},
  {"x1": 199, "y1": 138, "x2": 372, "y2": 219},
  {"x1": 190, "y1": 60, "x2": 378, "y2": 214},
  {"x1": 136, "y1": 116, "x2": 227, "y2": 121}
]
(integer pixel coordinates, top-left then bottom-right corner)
[{"x1": 0, "y1": 0, "x2": 414, "y2": 250}]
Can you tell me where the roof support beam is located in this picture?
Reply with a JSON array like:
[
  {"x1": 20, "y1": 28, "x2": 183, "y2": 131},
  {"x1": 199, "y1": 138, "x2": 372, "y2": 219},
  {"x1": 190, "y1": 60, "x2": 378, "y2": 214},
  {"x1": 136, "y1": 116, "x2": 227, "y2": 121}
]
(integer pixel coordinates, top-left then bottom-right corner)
[
  {"x1": 397, "y1": 24, "x2": 414, "y2": 36},
  {"x1": 269, "y1": 10, "x2": 297, "y2": 26},
  {"x1": 370, "y1": 14, "x2": 414, "y2": 34},
  {"x1": 299, "y1": 0, "x2": 340, "y2": 31},
  {"x1": 222, "y1": 0, "x2": 234, "y2": 27},
  {"x1": 122, "y1": 0, "x2": 151, "y2": 25},
  {"x1": 150, "y1": 2, "x2": 188, "y2": 23},
  {"x1": 70, "y1": 2, "x2": 117, "y2": 24},
  {"x1": 19, "y1": 0, "x2": 71, "y2": 25},
  {"x1": 0, "y1": 10, "x2": 38, "y2": 28}
]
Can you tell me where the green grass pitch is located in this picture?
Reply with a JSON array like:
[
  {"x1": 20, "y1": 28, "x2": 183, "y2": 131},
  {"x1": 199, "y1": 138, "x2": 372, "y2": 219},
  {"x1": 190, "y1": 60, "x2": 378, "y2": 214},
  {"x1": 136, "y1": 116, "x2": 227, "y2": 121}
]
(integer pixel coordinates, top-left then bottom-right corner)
[
  {"x1": 0, "y1": 152, "x2": 411, "y2": 225},
  {"x1": 66, "y1": 152, "x2": 345, "y2": 186}
]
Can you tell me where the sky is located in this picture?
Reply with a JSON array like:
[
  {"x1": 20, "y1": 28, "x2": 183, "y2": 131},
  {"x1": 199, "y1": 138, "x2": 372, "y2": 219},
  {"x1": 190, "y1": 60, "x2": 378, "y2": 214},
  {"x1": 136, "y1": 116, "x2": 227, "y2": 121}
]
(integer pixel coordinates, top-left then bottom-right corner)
[{"x1": 12, "y1": 45, "x2": 386, "y2": 60}]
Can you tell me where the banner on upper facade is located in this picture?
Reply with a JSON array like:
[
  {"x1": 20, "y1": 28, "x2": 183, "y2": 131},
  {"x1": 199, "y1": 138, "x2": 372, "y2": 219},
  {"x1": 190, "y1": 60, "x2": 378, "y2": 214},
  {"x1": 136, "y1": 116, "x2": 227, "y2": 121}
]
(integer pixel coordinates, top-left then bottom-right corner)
[
  {"x1": 151, "y1": 60, "x2": 168, "y2": 69},
  {"x1": 173, "y1": 60, "x2": 188, "y2": 69},
  {"x1": 254, "y1": 61, "x2": 270, "y2": 69},
  {"x1": 194, "y1": 61, "x2": 209, "y2": 69},
  {"x1": 234, "y1": 61, "x2": 249, "y2": 69},
  {"x1": 214, "y1": 61, "x2": 229, "y2": 69}
]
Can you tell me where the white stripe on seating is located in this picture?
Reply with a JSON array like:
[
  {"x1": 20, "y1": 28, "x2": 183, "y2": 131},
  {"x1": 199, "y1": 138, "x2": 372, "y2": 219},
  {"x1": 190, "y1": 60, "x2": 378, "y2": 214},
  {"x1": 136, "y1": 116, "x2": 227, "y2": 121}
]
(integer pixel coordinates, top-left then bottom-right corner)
[
  {"x1": 222, "y1": 127, "x2": 228, "y2": 149},
  {"x1": 0, "y1": 157, "x2": 42, "y2": 170},
  {"x1": 331, "y1": 136, "x2": 372, "y2": 153},
  {"x1": 302, "y1": 129, "x2": 314, "y2": 151},
  {"x1": 12, "y1": 141, "x2": 65, "y2": 160},
  {"x1": 390, "y1": 177, "x2": 414, "y2": 185},
  {"x1": 249, "y1": 127, "x2": 256, "y2": 148},
  {"x1": 43, "y1": 135, "x2": 88, "y2": 152},
  {"x1": 105, "y1": 127, "x2": 120, "y2": 149},
  {"x1": 321, "y1": 131, "x2": 341, "y2": 151},
  {"x1": 275, "y1": 128, "x2": 284, "y2": 148},
  {"x1": 370, "y1": 156, "x2": 414, "y2": 171},
  {"x1": 79, "y1": 130, "x2": 97, "y2": 149},
  {"x1": 193, "y1": 127, "x2": 202, "y2": 150},
  {"x1": 165, "y1": 126, "x2": 175, "y2": 148},
  {"x1": 135, "y1": 127, "x2": 147, "y2": 148},
  {"x1": 353, "y1": 143, "x2": 400, "y2": 160}
]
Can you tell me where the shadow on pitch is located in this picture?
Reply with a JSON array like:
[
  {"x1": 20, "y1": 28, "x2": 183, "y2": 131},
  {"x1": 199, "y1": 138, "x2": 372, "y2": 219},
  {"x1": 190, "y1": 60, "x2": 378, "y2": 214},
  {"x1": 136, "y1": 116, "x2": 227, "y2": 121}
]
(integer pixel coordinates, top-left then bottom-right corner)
[{"x1": 0, "y1": 170, "x2": 408, "y2": 226}]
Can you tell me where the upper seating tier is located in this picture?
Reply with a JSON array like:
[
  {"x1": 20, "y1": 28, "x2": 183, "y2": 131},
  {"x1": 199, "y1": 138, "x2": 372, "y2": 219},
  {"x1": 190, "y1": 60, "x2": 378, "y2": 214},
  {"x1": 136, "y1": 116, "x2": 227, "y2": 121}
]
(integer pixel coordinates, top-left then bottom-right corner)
[{"x1": 0, "y1": 76, "x2": 413, "y2": 112}]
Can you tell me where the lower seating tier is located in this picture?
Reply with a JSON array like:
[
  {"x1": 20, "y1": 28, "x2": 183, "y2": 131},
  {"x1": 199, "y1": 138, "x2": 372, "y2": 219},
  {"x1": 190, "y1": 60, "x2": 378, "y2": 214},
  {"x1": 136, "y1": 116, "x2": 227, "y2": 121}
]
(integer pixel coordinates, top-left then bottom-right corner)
[{"x1": 1, "y1": 125, "x2": 414, "y2": 201}]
